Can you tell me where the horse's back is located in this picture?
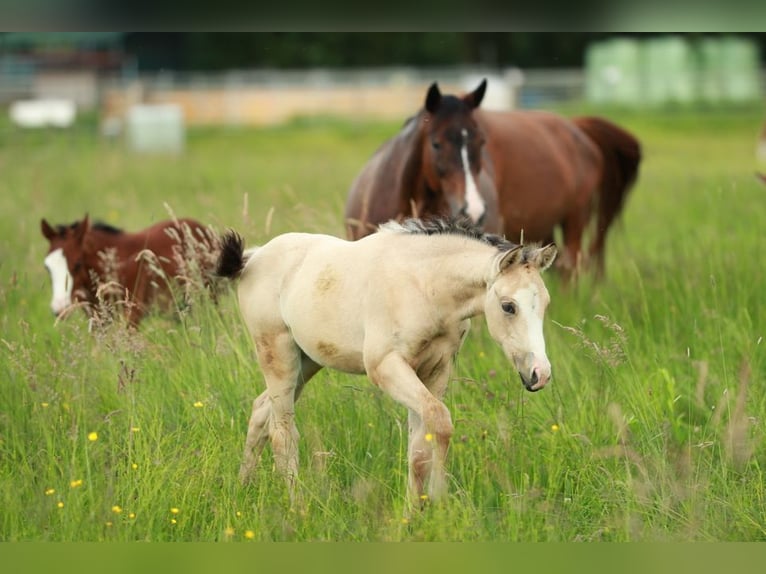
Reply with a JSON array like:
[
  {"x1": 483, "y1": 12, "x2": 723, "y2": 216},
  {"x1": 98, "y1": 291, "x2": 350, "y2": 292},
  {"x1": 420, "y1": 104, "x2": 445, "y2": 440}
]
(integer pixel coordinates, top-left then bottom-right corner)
[{"x1": 477, "y1": 109, "x2": 601, "y2": 241}]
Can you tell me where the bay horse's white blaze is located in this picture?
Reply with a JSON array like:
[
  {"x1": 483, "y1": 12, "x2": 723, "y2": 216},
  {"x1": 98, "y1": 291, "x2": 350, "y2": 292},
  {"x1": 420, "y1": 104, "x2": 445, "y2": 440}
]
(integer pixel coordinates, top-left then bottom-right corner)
[
  {"x1": 219, "y1": 219, "x2": 556, "y2": 505},
  {"x1": 461, "y1": 128, "x2": 485, "y2": 223},
  {"x1": 44, "y1": 248, "x2": 73, "y2": 315}
]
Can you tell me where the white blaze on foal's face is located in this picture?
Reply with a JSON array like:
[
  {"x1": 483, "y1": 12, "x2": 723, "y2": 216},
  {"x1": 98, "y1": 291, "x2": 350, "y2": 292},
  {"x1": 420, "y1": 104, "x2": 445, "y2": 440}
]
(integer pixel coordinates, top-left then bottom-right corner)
[
  {"x1": 44, "y1": 248, "x2": 73, "y2": 315},
  {"x1": 460, "y1": 128, "x2": 485, "y2": 223}
]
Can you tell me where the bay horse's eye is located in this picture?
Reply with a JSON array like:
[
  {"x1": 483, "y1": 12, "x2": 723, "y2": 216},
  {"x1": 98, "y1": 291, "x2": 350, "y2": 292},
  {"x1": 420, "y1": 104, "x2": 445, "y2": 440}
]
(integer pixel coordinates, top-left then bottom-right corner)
[
  {"x1": 431, "y1": 140, "x2": 441, "y2": 151},
  {"x1": 501, "y1": 301, "x2": 517, "y2": 315},
  {"x1": 73, "y1": 261, "x2": 82, "y2": 273}
]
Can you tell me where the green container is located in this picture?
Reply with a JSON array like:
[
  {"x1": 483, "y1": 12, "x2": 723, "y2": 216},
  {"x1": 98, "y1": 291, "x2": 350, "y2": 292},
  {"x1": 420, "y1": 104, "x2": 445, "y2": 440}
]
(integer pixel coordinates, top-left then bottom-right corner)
[
  {"x1": 697, "y1": 37, "x2": 726, "y2": 104},
  {"x1": 641, "y1": 36, "x2": 698, "y2": 105},
  {"x1": 585, "y1": 38, "x2": 642, "y2": 105},
  {"x1": 719, "y1": 36, "x2": 760, "y2": 103}
]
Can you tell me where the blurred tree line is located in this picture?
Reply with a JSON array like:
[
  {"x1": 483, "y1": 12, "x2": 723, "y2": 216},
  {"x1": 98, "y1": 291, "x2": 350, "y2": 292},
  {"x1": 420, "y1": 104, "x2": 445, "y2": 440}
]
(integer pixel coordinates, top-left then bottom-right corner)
[{"x1": 122, "y1": 32, "x2": 765, "y2": 71}]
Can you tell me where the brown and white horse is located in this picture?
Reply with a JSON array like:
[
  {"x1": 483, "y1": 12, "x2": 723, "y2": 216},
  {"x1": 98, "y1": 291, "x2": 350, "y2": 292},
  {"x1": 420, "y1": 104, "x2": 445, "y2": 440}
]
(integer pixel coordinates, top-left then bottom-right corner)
[
  {"x1": 216, "y1": 217, "x2": 557, "y2": 505},
  {"x1": 344, "y1": 79, "x2": 641, "y2": 280},
  {"x1": 41, "y1": 214, "x2": 219, "y2": 326}
]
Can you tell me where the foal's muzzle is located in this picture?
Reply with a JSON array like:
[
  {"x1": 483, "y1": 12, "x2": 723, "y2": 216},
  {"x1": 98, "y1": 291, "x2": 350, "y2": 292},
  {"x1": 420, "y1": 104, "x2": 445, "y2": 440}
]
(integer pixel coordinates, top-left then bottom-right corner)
[{"x1": 519, "y1": 367, "x2": 550, "y2": 393}]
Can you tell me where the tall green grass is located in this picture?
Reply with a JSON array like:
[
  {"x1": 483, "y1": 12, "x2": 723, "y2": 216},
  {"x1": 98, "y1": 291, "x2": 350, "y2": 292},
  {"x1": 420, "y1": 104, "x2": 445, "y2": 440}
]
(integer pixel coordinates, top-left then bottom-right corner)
[{"x1": 1, "y1": 106, "x2": 764, "y2": 541}]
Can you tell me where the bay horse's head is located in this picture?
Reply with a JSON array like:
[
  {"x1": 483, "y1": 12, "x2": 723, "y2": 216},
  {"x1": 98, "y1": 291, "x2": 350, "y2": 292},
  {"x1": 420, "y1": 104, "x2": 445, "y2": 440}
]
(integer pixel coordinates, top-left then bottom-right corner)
[
  {"x1": 484, "y1": 243, "x2": 558, "y2": 392},
  {"x1": 417, "y1": 79, "x2": 488, "y2": 225},
  {"x1": 40, "y1": 214, "x2": 97, "y2": 317}
]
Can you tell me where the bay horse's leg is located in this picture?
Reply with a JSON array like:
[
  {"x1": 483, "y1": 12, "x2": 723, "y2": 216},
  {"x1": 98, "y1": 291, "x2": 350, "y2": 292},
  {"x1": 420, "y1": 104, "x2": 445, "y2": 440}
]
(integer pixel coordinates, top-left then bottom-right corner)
[
  {"x1": 367, "y1": 353, "x2": 454, "y2": 504},
  {"x1": 559, "y1": 208, "x2": 589, "y2": 283}
]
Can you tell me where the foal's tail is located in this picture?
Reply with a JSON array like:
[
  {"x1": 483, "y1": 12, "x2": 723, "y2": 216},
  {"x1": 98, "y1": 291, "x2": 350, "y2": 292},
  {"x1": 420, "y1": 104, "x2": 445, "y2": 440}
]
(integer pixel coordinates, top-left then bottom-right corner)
[
  {"x1": 572, "y1": 116, "x2": 642, "y2": 274},
  {"x1": 216, "y1": 231, "x2": 251, "y2": 280}
]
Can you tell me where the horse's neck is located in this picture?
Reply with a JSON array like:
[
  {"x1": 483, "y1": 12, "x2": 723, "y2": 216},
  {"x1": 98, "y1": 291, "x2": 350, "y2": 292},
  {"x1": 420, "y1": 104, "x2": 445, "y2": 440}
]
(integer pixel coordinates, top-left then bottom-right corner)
[
  {"x1": 83, "y1": 230, "x2": 129, "y2": 271},
  {"x1": 403, "y1": 236, "x2": 492, "y2": 320},
  {"x1": 395, "y1": 115, "x2": 427, "y2": 210}
]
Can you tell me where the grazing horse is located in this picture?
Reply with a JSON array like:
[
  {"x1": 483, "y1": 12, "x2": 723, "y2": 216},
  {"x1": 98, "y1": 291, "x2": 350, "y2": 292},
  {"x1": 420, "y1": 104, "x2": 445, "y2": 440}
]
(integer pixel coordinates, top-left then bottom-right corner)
[
  {"x1": 216, "y1": 217, "x2": 557, "y2": 504},
  {"x1": 41, "y1": 214, "x2": 219, "y2": 326},
  {"x1": 344, "y1": 79, "x2": 641, "y2": 279}
]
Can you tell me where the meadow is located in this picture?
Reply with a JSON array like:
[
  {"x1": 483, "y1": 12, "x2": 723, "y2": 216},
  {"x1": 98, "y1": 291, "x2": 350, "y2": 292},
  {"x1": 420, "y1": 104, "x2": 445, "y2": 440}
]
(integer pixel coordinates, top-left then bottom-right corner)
[{"x1": 1, "y1": 102, "x2": 765, "y2": 542}]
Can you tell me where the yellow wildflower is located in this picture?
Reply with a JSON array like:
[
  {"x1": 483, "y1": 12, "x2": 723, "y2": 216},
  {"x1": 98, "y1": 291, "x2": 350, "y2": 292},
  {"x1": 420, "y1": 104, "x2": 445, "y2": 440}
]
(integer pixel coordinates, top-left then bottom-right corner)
[
  {"x1": 45, "y1": 488, "x2": 55, "y2": 496},
  {"x1": 131, "y1": 463, "x2": 138, "y2": 470},
  {"x1": 41, "y1": 402, "x2": 49, "y2": 408},
  {"x1": 57, "y1": 501, "x2": 64, "y2": 508},
  {"x1": 170, "y1": 518, "x2": 177, "y2": 525},
  {"x1": 244, "y1": 530, "x2": 255, "y2": 539},
  {"x1": 170, "y1": 507, "x2": 180, "y2": 514},
  {"x1": 551, "y1": 424, "x2": 560, "y2": 433},
  {"x1": 112, "y1": 505, "x2": 123, "y2": 514},
  {"x1": 128, "y1": 512, "x2": 136, "y2": 519},
  {"x1": 193, "y1": 401, "x2": 204, "y2": 408},
  {"x1": 70, "y1": 479, "x2": 83, "y2": 488},
  {"x1": 88, "y1": 432, "x2": 98, "y2": 441}
]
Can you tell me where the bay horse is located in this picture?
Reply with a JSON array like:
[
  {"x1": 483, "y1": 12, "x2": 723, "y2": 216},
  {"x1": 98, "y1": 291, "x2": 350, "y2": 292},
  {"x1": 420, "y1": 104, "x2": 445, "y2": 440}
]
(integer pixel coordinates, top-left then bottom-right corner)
[
  {"x1": 41, "y1": 214, "x2": 219, "y2": 326},
  {"x1": 344, "y1": 79, "x2": 642, "y2": 279},
  {"x1": 216, "y1": 217, "x2": 557, "y2": 504}
]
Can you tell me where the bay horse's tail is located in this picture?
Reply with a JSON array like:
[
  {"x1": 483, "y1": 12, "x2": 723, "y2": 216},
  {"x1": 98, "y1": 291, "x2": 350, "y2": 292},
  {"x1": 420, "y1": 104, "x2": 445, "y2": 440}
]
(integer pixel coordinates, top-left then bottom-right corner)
[
  {"x1": 216, "y1": 231, "x2": 251, "y2": 280},
  {"x1": 572, "y1": 116, "x2": 642, "y2": 278}
]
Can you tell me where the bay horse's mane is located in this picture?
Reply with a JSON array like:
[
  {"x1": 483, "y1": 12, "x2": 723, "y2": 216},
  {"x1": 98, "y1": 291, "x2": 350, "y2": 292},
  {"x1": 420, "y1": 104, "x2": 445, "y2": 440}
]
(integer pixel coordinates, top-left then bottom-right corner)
[
  {"x1": 53, "y1": 220, "x2": 124, "y2": 235},
  {"x1": 379, "y1": 217, "x2": 517, "y2": 252}
]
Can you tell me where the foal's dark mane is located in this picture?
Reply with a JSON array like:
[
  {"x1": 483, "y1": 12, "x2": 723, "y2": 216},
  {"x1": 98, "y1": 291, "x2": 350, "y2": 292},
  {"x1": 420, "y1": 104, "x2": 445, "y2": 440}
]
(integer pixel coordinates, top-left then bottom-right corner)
[{"x1": 380, "y1": 217, "x2": 517, "y2": 252}]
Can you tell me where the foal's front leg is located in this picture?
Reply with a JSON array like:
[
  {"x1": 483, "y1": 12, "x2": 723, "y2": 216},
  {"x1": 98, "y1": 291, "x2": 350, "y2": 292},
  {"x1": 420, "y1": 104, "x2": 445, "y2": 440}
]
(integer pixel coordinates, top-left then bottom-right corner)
[{"x1": 368, "y1": 353, "x2": 454, "y2": 504}]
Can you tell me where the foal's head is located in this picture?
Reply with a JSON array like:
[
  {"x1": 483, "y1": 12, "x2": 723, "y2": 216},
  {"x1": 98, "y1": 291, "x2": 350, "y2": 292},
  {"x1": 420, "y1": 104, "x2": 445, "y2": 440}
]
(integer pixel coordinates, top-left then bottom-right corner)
[
  {"x1": 40, "y1": 214, "x2": 99, "y2": 316},
  {"x1": 484, "y1": 243, "x2": 558, "y2": 392},
  {"x1": 418, "y1": 79, "x2": 487, "y2": 225}
]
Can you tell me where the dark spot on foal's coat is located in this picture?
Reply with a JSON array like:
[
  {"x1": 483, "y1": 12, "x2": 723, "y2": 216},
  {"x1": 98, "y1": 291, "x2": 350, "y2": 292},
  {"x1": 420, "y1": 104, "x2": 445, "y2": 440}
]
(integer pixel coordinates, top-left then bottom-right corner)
[
  {"x1": 317, "y1": 341, "x2": 339, "y2": 358},
  {"x1": 315, "y1": 266, "x2": 337, "y2": 294}
]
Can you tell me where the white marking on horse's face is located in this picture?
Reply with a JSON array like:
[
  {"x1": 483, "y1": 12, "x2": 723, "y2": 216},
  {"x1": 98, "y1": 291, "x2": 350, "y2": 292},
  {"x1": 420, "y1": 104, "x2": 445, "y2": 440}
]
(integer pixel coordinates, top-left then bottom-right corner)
[
  {"x1": 484, "y1": 270, "x2": 552, "y2": 392},
  {"x1": 44, "y1": 248, "x2": 72, "y2": 315},
  {"x1": 460, "y1": 128, "x2": 485, "y2": 223}
]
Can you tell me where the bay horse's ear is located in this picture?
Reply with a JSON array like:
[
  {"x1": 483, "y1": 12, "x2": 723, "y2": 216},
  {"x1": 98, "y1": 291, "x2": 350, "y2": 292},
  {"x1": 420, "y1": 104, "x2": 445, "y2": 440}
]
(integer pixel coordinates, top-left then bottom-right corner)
[
  {"x1": 496, "y1": 245, "x2": 524, "y2": 273},
  {"x1": 41, "y1": 218, "x2": 56, "y2": 240},
  {"x1": 75, "y1": 214, "x2": 90, "y2": 243},
  {"x1": 531, "y1": 244, "x2": 558, "y2": 272},
  {"x1": 425, "y1": 82, "x2": 442, "y2": 114},
  {"x1": 464, "y1": 78, "x2": 487, "y2": 109}
]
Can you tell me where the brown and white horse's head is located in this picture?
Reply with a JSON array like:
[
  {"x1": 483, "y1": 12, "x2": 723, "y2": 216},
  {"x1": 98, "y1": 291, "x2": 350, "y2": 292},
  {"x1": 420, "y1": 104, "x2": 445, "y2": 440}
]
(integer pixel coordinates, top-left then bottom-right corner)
[
  {"x1": 40, "y1": 214, "x2": 93, "y2": 317},
  {"x1": 418, "y1": 79, "x2": 488, "y2": 225}
]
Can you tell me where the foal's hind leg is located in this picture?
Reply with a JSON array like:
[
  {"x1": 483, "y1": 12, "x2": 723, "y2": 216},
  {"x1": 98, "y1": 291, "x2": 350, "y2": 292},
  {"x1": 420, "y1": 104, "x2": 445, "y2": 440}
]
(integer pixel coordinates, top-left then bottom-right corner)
[{"x1": 239, "y1": 340, "x2": 320, "y2": 487}]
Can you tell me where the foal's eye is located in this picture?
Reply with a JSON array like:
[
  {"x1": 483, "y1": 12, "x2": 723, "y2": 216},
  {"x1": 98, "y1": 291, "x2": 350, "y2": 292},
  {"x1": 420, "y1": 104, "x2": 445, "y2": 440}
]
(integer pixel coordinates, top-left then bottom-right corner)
[
  {"x1": 73, "y1": 262, "x2": 82, "y2": 273},
  {"x1": 501, "y1": 301, "x2": 517, "y2": 315}
]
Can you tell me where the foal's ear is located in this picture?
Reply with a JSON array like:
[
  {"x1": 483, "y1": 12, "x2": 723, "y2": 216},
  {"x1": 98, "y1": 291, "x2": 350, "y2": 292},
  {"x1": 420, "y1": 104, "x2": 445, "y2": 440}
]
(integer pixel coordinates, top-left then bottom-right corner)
[
  {"x1": 425, "y1": 82, "x2": 442, "y2": 114},
  {"x1": 496, "y1": 245, "x2": 524, "y2": 273},
  {"x1": 41, "y1": 218, "x2": 56, "y2": 240},
  {"x1": 531, "y1": 244, "x2": 558, "y2": 272},
  {"x1": 464, "y1": 78, "x2": 487, "y2": 109}
]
